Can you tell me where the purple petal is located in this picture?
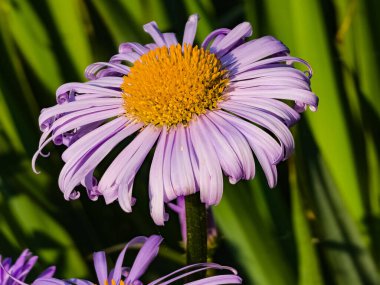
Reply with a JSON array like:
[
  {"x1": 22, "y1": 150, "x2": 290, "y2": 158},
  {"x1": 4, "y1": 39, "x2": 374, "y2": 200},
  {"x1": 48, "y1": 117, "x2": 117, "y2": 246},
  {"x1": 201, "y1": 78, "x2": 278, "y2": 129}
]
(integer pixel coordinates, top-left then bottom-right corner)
[
  {"x1": 118, "y1": 42, "x2": 149, "y2": 55},
  {"x1": 65, "y1": 279, "x2": 93, "y2": 285},
  {"x1": 201, "y1": 28, "x2": 230, "y2": 49},
  {"x1": 39, "y1": 97, "x2": 122, "y2": 130},
  {"x1": 229, "y1": 55, "x2": 313, "y2": 80},
  {"x1": 112, "y1": 237, "x2": 148, "y2": 284},
  {"x1": 182, "y1": 14, "x2": 199, "y2": 46},
  {"x1": 170, "y1": 125, "x2": 197, "y2": 197},
  {"x1": 110, "y1": 52, "x2": 140, "y2": 64},
  {"x1": 221, "y1": 36, "x2": 288, "y2": 68},
  {"x1": 143, "y1": 21, "x2": 166, "y2": 47},
  {"x1": 58, "y1": 118, "x2": 143, "y2": 200},
  {"x1": 93, "y1": 252, "x2": 107, "y2": 285},
  {"x1": 227, "y1": 87, "x2": 318, "y2": 111},
  {"x1": 85, "y1": 77, "x2": 124, "y2": 89},
  {"x1": 212, "y1": 22, "x2": 252, "y2": 57},
  {"x1": 149, "y1": 127, "x2": 169, "y2": 225},
  {"x1": 38, "y1": 105, "x2": 122, "y2": 151},
  {"x1": 37, "y1": 266, "x2": 56, "y2": 279},
  {"x1": 61, "y1": 117, "x2": 128, "y2": 162},
  {"x1": 189, "y1": 117, "x2": 223, "y2": 206},
  {"x1": 185, "y1": 275, "x2": 242, "y2": 285},
  {"x1": 147, "y1": 263, "x2": 238, "y2": 285},
  {"x1": 206, "y1": 112, "x2": 255, "y2": 180},
  {"x1": 85, "y1": 62, "x2": 129, "y2": 80},
  {"x1": 217, "y1": 111, "x2": 278, "y2": 187},
  {"x1": 230, "y1": 75, "x2": 310, "y2": 90},
  {"x1": 116, "y1": 126, "x2": 161, "y2": 212},
  {"x1": 145, "y1": 43, "x2": 158, "y2": 50},
  {"x1": 199, "y1": 116, "x2": 243, "y2": 184},
  {"x1": 81, "y1": 170, "x2": 100, "y2": 201},
  {"x1": 33, "y1": 278, "x2": 71, "y2": 285},
  {"x1": 230, "y1": 66, "x2": 310, "y2": 84},
  {"x1": 162, "y1": 129, "x2": 176, "y2": 201},
  {"x1": 163, "y1": 33, "x2": 178, "y2": 46},
  {"x1": 222, "y1": 101, "x2": 295, "y2": 160},
  {"x1": 126, "y1": 235, "x2": 163, "y2": 282},
  {"x1": 97, "y1": 126, "x2": 160, "y2": 211},
  {"x1": 227, "y1": 97, "x2": 301, "y2": 126}
]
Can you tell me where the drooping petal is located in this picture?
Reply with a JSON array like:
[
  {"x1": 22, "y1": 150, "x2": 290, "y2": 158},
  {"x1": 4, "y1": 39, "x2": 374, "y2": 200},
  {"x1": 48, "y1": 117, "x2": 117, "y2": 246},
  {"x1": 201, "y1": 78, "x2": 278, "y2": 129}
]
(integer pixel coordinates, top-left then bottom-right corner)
[
  {"x1": 199, "y1": 115, "x2": 243, "y2": 184},
  {"x1": 170, "y1": 125, "x2": 197, "y2": 197},
  {"x1": 227, "y1": 97, "x2": 301, "y2": 126},
  {"x1": 206, "y1": 112, "x2": 255, "y2": 180},
  {"x1": 218, "y1": 111, "x2": 279, "y2": 187},
  {"x1": 143, "y1": 21, "x2": 166, "y2": 47},
  {"x1": 222, "y1": 101, "x2": 295, "y2": 159},
  {"x1": 58, "y1": 118, "x2": 143, "y2": 200},
  {"x1": 162, "y1": 129, "x2": 176, "y2": 201},
  {"x1": 189, "y1": 117, "x2": 223, "y2": 205},
  {"x1": 116, "y1": 126, "x2": 161, "y2": 212},
  {"x1": 149, "y1": 127, "x2": 168, "y2": 225},
  {"x1": 97, "y1": 126, "x2": 161, "y2": 211}
]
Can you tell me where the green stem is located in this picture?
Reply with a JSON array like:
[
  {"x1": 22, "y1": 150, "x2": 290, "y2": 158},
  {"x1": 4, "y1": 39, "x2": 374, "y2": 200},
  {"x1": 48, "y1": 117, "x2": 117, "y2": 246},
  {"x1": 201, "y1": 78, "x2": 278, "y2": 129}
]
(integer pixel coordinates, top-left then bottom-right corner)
[{"x1": 185, "y1": 192, "x2": 208, "y2": 280}]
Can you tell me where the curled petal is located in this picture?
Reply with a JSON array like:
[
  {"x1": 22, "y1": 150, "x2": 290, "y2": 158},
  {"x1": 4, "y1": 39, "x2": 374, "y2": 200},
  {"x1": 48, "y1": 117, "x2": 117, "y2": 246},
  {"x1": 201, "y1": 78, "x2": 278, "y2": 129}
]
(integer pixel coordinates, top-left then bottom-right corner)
[
  {"x1": 143, "y1": 21, "x2": 166, "y2": 47},
  {"x1": 212, "y1": 22, "x2": 252, "y2": 57}
]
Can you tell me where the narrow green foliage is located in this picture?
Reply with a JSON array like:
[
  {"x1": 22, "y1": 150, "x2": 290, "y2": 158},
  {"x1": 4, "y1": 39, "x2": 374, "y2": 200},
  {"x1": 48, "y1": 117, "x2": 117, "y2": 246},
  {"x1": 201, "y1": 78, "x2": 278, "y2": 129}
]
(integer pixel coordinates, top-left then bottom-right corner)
[{"x1": 0, "y1": 0, "x2": 379, "y2": 284}]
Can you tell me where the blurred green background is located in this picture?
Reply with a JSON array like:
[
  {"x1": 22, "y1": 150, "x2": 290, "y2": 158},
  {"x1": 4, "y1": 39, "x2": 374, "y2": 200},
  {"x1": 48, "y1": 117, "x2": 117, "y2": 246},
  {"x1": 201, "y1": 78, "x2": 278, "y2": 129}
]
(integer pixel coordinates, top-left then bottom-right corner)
[{"x1": 1, "y1": 0, "x2": 379, "y2": 284}]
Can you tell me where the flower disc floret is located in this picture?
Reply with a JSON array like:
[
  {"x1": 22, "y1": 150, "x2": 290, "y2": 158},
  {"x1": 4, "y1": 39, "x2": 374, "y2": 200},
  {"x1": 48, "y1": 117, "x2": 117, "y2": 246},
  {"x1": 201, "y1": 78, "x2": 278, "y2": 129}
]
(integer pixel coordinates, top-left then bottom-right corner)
[{"x1": 121, "y1": 44, "x2": 229, "y2": 127}]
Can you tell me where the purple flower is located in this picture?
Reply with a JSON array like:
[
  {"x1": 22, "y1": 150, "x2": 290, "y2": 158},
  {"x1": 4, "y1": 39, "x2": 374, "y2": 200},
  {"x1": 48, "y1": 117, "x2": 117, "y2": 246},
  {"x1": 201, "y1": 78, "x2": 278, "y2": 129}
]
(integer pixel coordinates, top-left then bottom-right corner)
[
  {"x1": 33, "y1": 14, "x2": 318, "y2": 225},
  {"x1": 33, "y1": 235, "x2": 242, "y2": 285},
  {"x1": 0, "y1": 249, "x2": 55, "y2": 285}
]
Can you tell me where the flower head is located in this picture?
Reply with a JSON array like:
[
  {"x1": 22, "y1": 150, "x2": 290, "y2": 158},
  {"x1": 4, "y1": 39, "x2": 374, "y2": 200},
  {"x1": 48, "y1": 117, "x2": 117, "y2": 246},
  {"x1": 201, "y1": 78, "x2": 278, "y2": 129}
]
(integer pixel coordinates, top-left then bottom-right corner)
[
  {"x1": 33, "y1": 14, "x2": 318, "y2": 225},
  {"x1": 0, "y1": 249, "x2": 55, "y2": 285},
  {"x1": 33, "y1": 235, "x2": 242, "y2": 285}
]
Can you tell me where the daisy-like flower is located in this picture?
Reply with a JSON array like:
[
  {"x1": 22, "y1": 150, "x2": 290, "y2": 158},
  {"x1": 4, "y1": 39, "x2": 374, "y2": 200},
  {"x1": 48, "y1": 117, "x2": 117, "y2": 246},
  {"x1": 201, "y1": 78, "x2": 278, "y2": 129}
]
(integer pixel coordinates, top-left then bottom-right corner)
[
  {"x1": 33, "y1": 14, "x2": 318, "y2": 225},
  {"x1": 34, "y1": 235, "x2": 242, "y2": 285},
  {"x1": 0, "y1": 249, "x2": 55, "y2": 285}
]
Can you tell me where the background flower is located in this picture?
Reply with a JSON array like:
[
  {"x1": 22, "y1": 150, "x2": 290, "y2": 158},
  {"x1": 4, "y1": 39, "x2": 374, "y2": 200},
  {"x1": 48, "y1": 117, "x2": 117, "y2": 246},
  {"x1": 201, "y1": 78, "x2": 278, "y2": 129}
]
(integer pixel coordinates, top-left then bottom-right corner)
[
  {"x1": 0, "y1": 250, "x2": 55, "y2": 285},
  {"x1": 34, "y1": 235, "x2": 242, "y2": 285}
]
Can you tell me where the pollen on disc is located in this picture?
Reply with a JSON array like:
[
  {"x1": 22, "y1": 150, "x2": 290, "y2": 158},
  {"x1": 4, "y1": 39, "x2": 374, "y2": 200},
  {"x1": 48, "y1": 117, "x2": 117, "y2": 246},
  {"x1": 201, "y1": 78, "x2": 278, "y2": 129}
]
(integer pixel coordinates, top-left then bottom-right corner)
[{"x1": 121, "y1": 44, "x2": 229, "y2": 127}]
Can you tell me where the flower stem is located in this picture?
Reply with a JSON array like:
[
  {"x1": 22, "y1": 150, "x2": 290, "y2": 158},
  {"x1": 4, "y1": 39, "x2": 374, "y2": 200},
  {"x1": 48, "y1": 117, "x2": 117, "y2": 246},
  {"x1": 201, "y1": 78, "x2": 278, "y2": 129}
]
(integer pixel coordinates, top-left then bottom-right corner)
[{"x1": 185, "y1": 192, "x2": 207, "y2": 280}]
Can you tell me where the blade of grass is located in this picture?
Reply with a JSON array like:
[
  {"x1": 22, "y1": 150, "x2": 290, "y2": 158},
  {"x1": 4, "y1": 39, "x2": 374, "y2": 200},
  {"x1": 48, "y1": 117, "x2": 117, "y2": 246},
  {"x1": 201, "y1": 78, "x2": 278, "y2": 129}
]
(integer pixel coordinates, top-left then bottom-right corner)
[{"x1": 214, "y1": 181, "x2": 296, "y2": 285}]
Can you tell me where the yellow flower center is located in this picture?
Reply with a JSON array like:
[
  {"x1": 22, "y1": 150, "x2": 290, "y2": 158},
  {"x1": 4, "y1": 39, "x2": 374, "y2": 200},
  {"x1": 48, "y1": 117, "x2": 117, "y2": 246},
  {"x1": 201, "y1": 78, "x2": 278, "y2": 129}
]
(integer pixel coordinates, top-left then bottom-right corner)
[{"x1": 121, "y1": 44, "x2": 229, "y2": 127}]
